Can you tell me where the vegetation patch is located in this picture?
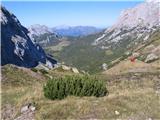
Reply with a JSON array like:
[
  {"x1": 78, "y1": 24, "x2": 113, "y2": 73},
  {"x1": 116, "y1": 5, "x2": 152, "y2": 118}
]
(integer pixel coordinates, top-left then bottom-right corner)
[
  {"x1": 39, "y1": 69, "x2": 49, "y2": 74},
  {"x1": 31, "y1": 68, "x2": 38, "y2": 72},
  {"x1": 43, "y1": 75, "x2": 108, "y2": 100}
]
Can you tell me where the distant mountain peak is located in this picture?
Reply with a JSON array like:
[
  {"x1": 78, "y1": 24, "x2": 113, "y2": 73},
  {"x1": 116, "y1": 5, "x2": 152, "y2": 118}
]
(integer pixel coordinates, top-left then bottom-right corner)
[
  {"x1": 93, "y1": 1, "x2": 159, "y2": 47},
  {"x1": 111, "y1": 1, "x2": 159, "y2": 29},
  {"x1": 28, "y1": 24, "x2": 61, "y2": 47},
  {"x1": 28, "y1": 24, "x2": 52, "y2": 36}
]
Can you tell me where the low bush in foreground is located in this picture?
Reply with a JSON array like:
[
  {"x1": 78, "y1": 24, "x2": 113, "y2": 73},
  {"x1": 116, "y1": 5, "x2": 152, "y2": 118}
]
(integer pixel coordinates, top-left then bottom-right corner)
[{"x1": 43, "y1": 75, "x2": 108, "y2": 100}]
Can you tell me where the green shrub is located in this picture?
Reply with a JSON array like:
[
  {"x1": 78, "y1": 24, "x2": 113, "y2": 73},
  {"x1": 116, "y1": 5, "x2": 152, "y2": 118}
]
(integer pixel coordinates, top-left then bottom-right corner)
[
  {"x1": 137, "y1": 55, "x2": 146, "y2": 61},
  {"x1": 39, "y1": 69, "x2": 48, "y2": 74},
  {"x1": 43, "y1": 75, "x2": 108, "y2": 100},
  {"x1": 31, "y1": 68, "x2": 38, "y2": 72}
]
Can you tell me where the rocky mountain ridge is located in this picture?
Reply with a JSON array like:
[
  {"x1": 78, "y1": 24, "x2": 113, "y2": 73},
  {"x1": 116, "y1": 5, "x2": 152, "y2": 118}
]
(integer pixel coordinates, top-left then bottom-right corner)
[
  {"x1": 93, "y1": 0, "x2": 159, "y2": 51},
  {"x1": 1, "y1": 6, "x2": 57, "y2": 68},
  {"x1": 28, "y1": 24, "x2": 52, "y2": 37},
  {"x1": 28, "y1": 24, "x2": 61, "y2": 47},
  {"x1": 29, "y1": 24, "x2": 103, "y2": 37}
]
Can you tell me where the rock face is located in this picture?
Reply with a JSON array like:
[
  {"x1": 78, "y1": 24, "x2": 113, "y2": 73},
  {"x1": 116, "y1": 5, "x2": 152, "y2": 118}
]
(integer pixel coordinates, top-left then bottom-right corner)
[
  {"x1": 111, "y1": 0, "x2": 159, "y2": 29},
  {"x1": 28, "y1": 24, "x2": 61, "y2": 47},
  {"x1": 1, "y1": 6, "x2": 57, "y2": 67},
  {"x1": 28, "y1": 24, "x2": 52, "y2": 37},
  {"x1": 93, "y1": 0, "x2": 160, "y2": 50}
]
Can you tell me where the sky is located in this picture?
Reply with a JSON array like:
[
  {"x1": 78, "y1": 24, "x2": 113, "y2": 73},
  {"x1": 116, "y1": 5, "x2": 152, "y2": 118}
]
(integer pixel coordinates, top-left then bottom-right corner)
[{"x1": 2, "y1": 1, "x2": 144, "y2": 28}]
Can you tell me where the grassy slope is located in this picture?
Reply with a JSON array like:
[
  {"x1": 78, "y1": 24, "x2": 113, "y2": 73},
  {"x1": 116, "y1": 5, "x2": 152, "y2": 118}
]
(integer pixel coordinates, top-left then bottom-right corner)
[
  {"x1": 103, "y1": 59, "x2": 159, "y2": 75},
  {"x1": 1, "y1": 65, "x2": 160, "y2": 120}
]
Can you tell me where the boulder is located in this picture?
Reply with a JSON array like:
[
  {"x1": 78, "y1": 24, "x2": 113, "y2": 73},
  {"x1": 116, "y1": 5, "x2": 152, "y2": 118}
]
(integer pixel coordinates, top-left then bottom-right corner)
[
  {"x1": 20, "y1": 103, "x2": 36, "y2": 113},
  {"x1": 30, "y1": 106, "x2": 36, "y2": 112},
  {"x1": 132, "y1": 52, "x2": 140, "y2": 58},
  {"x1": 20, "y1": 106, "x2": 29, "y2": 113},
  {"x1": 62, "y1": 65, "x2": 70, "y2": 71},
  {"x1": 71, "y1": 67, "x2": 79, "y2": 73},
  {"x1": 102, "y1": 63, "x2": 108, "y2": 70},
  {"x1": 145, "y1": 53, "x2": 159, "y2": 63}
]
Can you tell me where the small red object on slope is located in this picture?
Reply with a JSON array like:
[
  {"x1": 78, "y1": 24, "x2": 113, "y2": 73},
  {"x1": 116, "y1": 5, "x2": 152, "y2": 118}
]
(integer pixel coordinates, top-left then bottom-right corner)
[{"x1": 129, "y1": 56, "x2": 136, "y2": 62}]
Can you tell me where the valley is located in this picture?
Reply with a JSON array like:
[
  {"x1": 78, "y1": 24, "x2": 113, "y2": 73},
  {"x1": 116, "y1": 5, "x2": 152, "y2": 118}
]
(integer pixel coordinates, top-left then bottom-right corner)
[{"x1": 1, "y1": 0, "x2": 160, "y2": 120}]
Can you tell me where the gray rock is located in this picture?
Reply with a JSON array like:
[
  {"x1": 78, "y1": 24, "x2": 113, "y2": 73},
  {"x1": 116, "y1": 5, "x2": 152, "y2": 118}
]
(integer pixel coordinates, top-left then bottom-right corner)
[
  {"x1": 20, "y1": 106, "x2": 29, "y2": 113},
  {"x1": 102, "y1": 63, "x2": 108, "y2": 70},
  {"x1": 145, "y1": 53, "x2": 159, "y2": 63},
  {"x1": 30, "y1": 106, "x2": 36, "y2": 112},
  {"x1": 62, "y1": 65, "x2": 71, "y2": 71},
  {"x1": 16, "y1": 104, "x2": 35, "y2": 120},
  {"x1": 20, "y1": 103, "x2": 36, "y2": 113}
]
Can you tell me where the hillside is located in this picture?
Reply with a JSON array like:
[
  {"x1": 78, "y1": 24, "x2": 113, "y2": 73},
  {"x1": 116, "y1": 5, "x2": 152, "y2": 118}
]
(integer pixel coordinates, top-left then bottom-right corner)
[
  {"x1": 2, "y1": 64, "x2": 160, "y2": 120},
  {"x1": 103, "y1": 29, "x2": 160, "y2": 74}
]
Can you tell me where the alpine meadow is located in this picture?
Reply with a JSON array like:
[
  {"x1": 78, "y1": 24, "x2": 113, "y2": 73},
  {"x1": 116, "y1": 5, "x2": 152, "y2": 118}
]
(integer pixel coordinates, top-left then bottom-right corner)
[{"x1": 1, "y1": 0, "x2": 160, "y2": 120}]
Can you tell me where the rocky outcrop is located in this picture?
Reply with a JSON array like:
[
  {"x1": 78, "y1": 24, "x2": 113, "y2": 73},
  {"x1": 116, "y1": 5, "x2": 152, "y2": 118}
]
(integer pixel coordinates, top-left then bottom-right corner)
[
  {"x1": 59, "y1": 65, "x2": 80, "y2": 73},
  {"x1": 110, "y1": 0, "x2": 159, "y2": 29},
  {"x1": 145, "y1": 53, "x2": 159, "y2": 63},
  {"x1": 1, "y1": 6, "x2": 57, "y2": 67}
]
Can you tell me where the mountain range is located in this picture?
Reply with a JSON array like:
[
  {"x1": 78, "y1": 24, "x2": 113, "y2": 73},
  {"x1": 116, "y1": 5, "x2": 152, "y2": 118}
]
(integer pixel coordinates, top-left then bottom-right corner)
[
  {"x1": 49, "y1": 0, "x2": 160, "y2": 73},
  {"x1": 53, "y1": 26, "x2": 103, "y2": 37},
  {"x1": 28, "y1": 24, "x2": 103, "y2": 49}
]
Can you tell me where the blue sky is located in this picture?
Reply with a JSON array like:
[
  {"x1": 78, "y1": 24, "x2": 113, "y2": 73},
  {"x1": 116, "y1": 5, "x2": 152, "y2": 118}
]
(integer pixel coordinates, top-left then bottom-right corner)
[{"x1": 2, "y1": 1, "x2": 144, "y2": 28}]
